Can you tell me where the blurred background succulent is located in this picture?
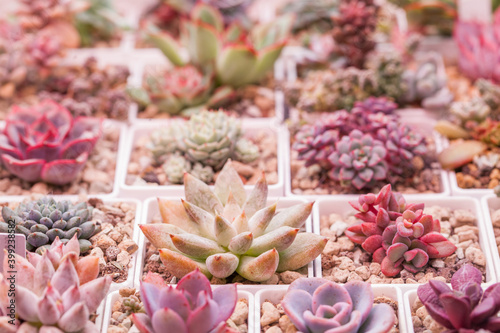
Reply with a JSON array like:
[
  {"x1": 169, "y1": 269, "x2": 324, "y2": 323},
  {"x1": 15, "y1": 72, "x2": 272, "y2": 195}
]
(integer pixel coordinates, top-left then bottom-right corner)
[
  {"x1": 132, "y1": 270, "x2": 238, "y2": 333},
  {"x1": 346, "y1": 185, "x2": 456, "y2": 277},
  {"x1": 131, "y1": 3, "x2": 293, "y2": 115},
  {"x1": 148, "y1": 110, "x2": 260, "y2": 184},
  {"x1": 278, "y1": 0, "x2": 338, "y2": 33},
  {"x1": 281, "y1": 278, "x2": 395, "y2": 333},
  {"x1": 418, "y1": 265, "x2": 498, "y2": 332},
  {"x1": 0, "y1": 100, "x2": 102, "y2": 184},
  {"x1": 0, "y1": 249, "x2": 111, "y2": 332},
  {"x1": 332, "y1": 0, "x2": 379, "y2": 68},
  {"x1": 1, "y1": 197, "x2": 98, "y2": 253},
  {"x1": 140, "y1": 162, "x2": 326, "y2": 282}
]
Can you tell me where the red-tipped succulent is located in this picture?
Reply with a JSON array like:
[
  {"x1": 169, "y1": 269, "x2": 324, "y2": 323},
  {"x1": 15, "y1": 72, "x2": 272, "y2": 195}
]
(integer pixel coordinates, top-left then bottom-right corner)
[
  {"x1": 0, "y1": 100, "x2": 102, "y2": 185},
  {"x1": 418, "y1": 265, "x2": 499, "y2": 332},
  {"x1": 346, "y1": 185, "x2": 456, "y2": 277}
]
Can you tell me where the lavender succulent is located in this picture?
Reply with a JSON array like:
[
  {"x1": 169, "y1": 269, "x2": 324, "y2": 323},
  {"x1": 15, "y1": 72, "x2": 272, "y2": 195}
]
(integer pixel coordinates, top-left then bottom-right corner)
[
  {"x1": 140, "y1": 162, "x2": 326, "y2": 282},
  {"x1": 293, "y1": 123, "x2": 340, "y2": 169},
  {"x1": 328, "y1": 130, "x2": 388, "y2": 190},
  {"x1": 132, "y1": 269, "x2": 238, "y2": 333},
  {"x1": 282, "y1": 278, "x2": 395, "y2": 333},
  {"x1": 1, "y1": 197, "x2": 98, "y2": 253},
  {"x1": 346, "y1": 185, "x2": 456, "y2": 277},
  {"x1": 417, "y1": 265, "x2": 498, "y2": 332}
]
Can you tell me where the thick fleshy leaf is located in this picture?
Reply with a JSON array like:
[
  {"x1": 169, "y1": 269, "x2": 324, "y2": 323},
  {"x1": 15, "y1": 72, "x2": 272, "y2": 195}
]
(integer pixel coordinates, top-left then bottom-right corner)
[
  {"x1": 214, "y1": 215, "x2": 237, "y2": 247},
  {"x1": 158, "y1": 199, "x2": 203, "y2": 235},
  {"x1": 157, "y1": 286, "x2": 190, "y2": 321},
  {"x1": 76, "y1": 255, "x2": 99, "y2": 285},
  {"x1": 241, "y1": 172, "x2": 267, "y2": 218},
  {"x1": 206, "y1": 253, "x2": 239, "y2": 278},
  {"x1": 181, "y1": 199, "x2": 216, "y2": 239},
  {"x1": 386, "y1": 243, "x2": 408, "y2": 263},
  {"x1": 451, "y1": 265, "x2": 483, "y2": 291},
  {"x1": 246, "y1": 226, "x2": 299, "y2": 256},
  {"x1": 212, "y1": 284, "x2": 237, "y2": 322},
  {"x1": 277, "y1": 233, "x2": 327, "y2": 272},
  {"x1": 281, "y1": 289, "x2": 312, "y2": 332},
  {"x1": 57, "y1": 302, "x2": 89, "y2": 332},
  {"x1": 152, "y1": 308, "x2": 188, "y2": 333},
  {"x1": 265, "y1": 202, "x2": 313, "y2": 232},
  {"x1": 214, "y1": 161, "x2": 246, "y2": 206},
  {"x1": 132, "y1": 313, "x2": 154, "y2": 333},
  {"x1": 140, "y1": 282, "x2": 160, "y2": 318},
  {"x1": 222, "y1": 192, "x2": 242, "y2": 222},
  {"x1": 159, "y1": 249, "x2": 211, "y2": 279},
  {"x1": 183, "y1": 20, "x2": 220, "y2": 66},
  {"x1": 140, "y1": 223, "x2": 187, "y2": 250},
  {"x1": 187, "y1": 297, "x2": 221, "y2": 332},
  {"x1": 344, "y1": 281, "x2": 375, "y2": 323},
  {"x1": 177, "y1": 269, "x2": 213, "y2": 306},
  {"x1": 381, "y1": 256, "x2": 403, "y2": 277},
  {"x1": 184, "y1": 174, "x2": 223, "y2": 215},
  {"x1": 80, "y1": 276, "x2": 111, "y2": 313},
  {"x1": 247, "y1": 202, "x2": 277, "y2": 237},
  {"x1": 2, "y1": 154, "x2": 44, "y2": 182},
  {"x1": 250, "y1": 42, "x2": 286, "y2": 84},
  {"x1": 38, "y1": 286, "x2": 61, "y2": 325},
  {"x1": 420, "y1": 233, "x2": 457, "y2": 258},
  {"x1": 16, "y1": 285, "x2": 40, "y2": 322},
  {"x1": 146, "y1": 31, "x2": 185, "y2": 67},
  {"x1": 438, "y1": 140, "x2": 487, "y2": 169},
  {"x1": 312, "y1": 282, "x2": 352, "y2": 313},
  {"x1": 362, "y1": 234, "x2": 383, "y2": 253},
  {"x1": 191, "y1": 3, "x2": 224, "y2": 32},
  {"x1": 236, "y1": 249, "x2": 279, "y2": 282},
  {"x1": 216, "y1": 45, "x2": 257, "y2": 87},
  {"x1": 170, "y1": 233, "x2": 225, "y2": 259},
  {"x1": 417, "y1": 283, "x2": 453, "y2": 329},
  {"x1": 34, "y1": 253, "x2": 55, "y2": 295},
  {"x1": 359, "y1": 303, "x2": 395, "y2": 333},
  {"x1": 439, "y1": 293, "x2": 471, "y2": 329},
  {"x1": 41, "y1": 154, "x2": 88, "y2": 185}
]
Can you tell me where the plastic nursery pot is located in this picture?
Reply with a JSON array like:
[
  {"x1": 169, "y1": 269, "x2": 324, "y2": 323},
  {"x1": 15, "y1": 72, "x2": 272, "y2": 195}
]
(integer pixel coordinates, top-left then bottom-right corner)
[
  {"x1": 284, "y1": 115, "x2": 451, "y2": 199},
  {"x1": 101, "y1": 287, "x2": 254, "y2": 332},
  {"x1": 134, "y1": 197, "x2": 318, "y2": 290},
  {"x1": 481, "y1": 194, "x2": 500, "y2": 282},
  {"x1": 312, "y1": 196, "x2": 497, "y2": 294},
  {"x1": 0, "y1": 120, "x2": 126, "y2": 197},
  {"x1": 0, "y1": 196, "x2": 142, "y2": 292},
  {"x1": 119, "y1": 118, "x2": 285, "y2": 200},
  {"x1": 255, "y1": 284, "x2": 405, "y2": 333}
]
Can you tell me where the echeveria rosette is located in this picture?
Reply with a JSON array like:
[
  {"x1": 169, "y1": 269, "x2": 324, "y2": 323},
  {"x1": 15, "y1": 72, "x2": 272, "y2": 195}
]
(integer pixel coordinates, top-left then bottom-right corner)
[
  {"x1": 417, "y1": 265, "x2": 499, "y2": 332},
  {"x1": 281, "y1": 278, "x2": 395, "y2": 333},
  {"x1": 328, "y1": 130, "x2": 388, "y2": 190},
  {"x1": 140, "y1": 161, "x2": 326, "y2": 282},
  {"x1": 345, "y1": 184, "x2": 421, "y2": 261},
  {"x1": 132, "y1": 269, "x2": 238, "y2": 333},
  {"x1": 1, "y1": 197, "x2": 98, "y2": 253},
  {"x1": 379, "y1": 209, "x2": 456, "y2": 277},
  {"x1": 0, "y1": 100, "x2": 102, "y2": 185},
  {"x1": 293, "y1": 124, "x2": 340, "y2": 169}
]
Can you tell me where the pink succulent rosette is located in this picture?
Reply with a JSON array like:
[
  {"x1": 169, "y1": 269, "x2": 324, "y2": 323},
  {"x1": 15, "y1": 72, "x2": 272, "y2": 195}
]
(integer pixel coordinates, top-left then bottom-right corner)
[{"x1": 0, "y1": 100, "x2": 102, "y2": 185}]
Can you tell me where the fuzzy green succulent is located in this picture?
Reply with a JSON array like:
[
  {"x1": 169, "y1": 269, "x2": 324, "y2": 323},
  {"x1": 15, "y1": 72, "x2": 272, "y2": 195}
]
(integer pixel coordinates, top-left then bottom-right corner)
[
  {"x1": 1, "y1": 197, "x2": 98, "y2": 253},
  {"x1": 373, "y1": 53, "x2": 406, "y2": 100},
  {"x1": 140, "y1": 162, "x2": 327, "y2": 282},
  {"x1": 150, "y1": 110, "x2": 259, "y2": 184}
]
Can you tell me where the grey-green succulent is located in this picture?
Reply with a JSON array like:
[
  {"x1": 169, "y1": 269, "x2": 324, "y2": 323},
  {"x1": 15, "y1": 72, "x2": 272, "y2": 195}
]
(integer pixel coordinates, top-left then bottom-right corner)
[
  {"x1": 150, "y1": 110, "x2": 260, "y2": 184},
  {"x1": 1, "y1": 197, "x2": 98, "y2": 253},
  {"x1": 450, "y1": 97, "x2": 491, "y2": 125}
]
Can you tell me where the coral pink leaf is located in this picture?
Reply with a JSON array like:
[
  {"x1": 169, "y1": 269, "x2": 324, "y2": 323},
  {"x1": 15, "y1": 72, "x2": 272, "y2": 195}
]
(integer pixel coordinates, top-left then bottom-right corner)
[
  {"x1": 360, "y1": 223, "x2": 383, "y2": 237},
  {"x1": 158, "y1": 287, "x2": 191, "y2": 321},
  {"x1": 2, "y1": 154, "x2": 44, "y2": 182},
  {"x1": 25, "y1": 142, "x2": 60, "y2": 161},
  {"x1": 451, "y1": 265, "x2": 483, "y2": 291},
  {"x1": 439, "y1": 293, "x2": 471, "y2": 329},
  {"x1": 375, "y1": 208, "x2": 390, "y2": 228},
  {"x1": 386, "y1": 243, "x2": 408, "y2": 263},
  {"x1": 61, "y1": 138, "x2": 97, "y2": 160},
  {"x1": 186, "y1": 298, "x2": 220, "y2": 333},
  {"x1": 345, "y1": 224, "x2": 366, "y2": 244},
  {"x1": 362, "y1": 235, "x2": 383, "y2": 253},
  {"x1": 152, "y1": 308, "x2": 188, "y2": 333},
  {"x1": 372, "y1": 247, "x2": 386, "y2": 263},
  {"x1": 140, "y1": 283, "x2": 161, "y2": 318},
  {"x1": 143, "y1": 272, "x2": 167, "y2": 289},
  {"x1": 212, "y1": 284, "x2": 237, "y2": 323},
  {"x1": 132, "y1": 313, "x2": 154, "y2": 333},
  {"x1": 396, "y1": 222, "x2": 413, "y2": 237},
  {"x1": 407, "y1": 249, "x2": 429, "y2": 268},
  {"x1": 40, "y1": 153, "x2": 88, "y2": 185},
  {"x1": 381, "y1": 256, "x2": 403, "y2": 277},
  {"x1": 176, "y1": 269, "x2": 212, "y2": 307}
]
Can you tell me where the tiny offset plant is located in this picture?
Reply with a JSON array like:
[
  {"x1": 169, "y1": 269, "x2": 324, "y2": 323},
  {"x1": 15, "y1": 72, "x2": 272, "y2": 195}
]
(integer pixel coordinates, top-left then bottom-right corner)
[{"x1": 282, "y1": 277, "x2": 395, "y2": 333}]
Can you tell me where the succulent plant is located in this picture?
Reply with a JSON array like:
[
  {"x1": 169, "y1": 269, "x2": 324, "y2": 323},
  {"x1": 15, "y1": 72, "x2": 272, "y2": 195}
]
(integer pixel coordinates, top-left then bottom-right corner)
[
  {"x1": 0, "y1": 250, "x2": 111, "y2": 332},
  {"x1": 293, "y1": 123, "x2": 340, "y2": 169},
  {"x1": 454, "y1": 19, "x2": 500, "y2": 84},
  {"x1": 474, "y1": 119, "x2": 500, "y2": 147},
  {"x1": 281, "y1": 278, "x2": 395, "y2": 333},
  {"x1": 331, "y1": 0, "x2": 379, "y2": 68},
  {"x1": 474, "y1": 152, "x2": 500, "y2": 172},
  {"x1": 140, "y1": 162, "x2": 326, "y2": 282},
  {"x1": 0, "y1": 197, "x2": 98, "y2": 253},
  {"x1": 129, "y1": 65, "x2": 216, "y2": 115},
  {"x1": 0, "y1": 100, "x2": 102, "y2": 184},
  {"x1": 74, "y1": 0, "x2": 123, "y2": 47},
  {"x1": 143, "y1": 3, "x2": 292, "y2": 114},
  {"x1": 376, "y1": 122, "x2": 428, "y2": 175},
  {"x1": 417, "y1": 265, "x2": 499, "y2": 332},
  {"x1": 352, "y1": 96, "x2": 398, "y2": 115},
  {"x1": 449, "y1": 98, "x2": 491, "y2": 126},
  {"x1": 149, "y1": 110, "x2": 259, "y2": 184},
  {"x1": 328, "y1": 129, "x2": 388, "y2": 190},
  {"x1": 476, "y1": 78, "x2": 500, "y2": 113},
  {"x1": 279, "y1": 0, "x2": 339, "y2": 32},
  {"x1": 372, "y1": 54, "x2": 407, "y2": 100},
  {"x1": 346, "y1": 184, "x2": 456, "y2": 277},
  {"x1": 132, "y1": 269, "x2": 238, "y2": 333},
  {"x1": 438, "y1": 140, "x2": 487, "y2": 170}
]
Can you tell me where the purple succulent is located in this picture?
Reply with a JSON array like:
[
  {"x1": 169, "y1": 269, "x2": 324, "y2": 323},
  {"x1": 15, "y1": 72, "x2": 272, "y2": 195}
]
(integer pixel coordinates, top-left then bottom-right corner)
[
  {"x1": 293, "y1": 124, "x2": 340, "y2": 168},
  {"x1": 417, "y1": 265, "x2": 499, "y2": 332},
  {"x1": 281, "y1": 277, "x2": 395, "y2": 333},
  {"x1": 328, "y1": 130, "x2": 388, "y2": 190},
  {"x1": 0, "y1": 100, "x2": 102, "y2": 185},
  {"x1": 352, "y1": 96, "x2": 398, "y2": 115},
  {"x1": 376, "y1": 123, "x2": 428, "y2": 175},
  {"x1": 132, "y1": 269, "x2": 238, "y2": 333}
]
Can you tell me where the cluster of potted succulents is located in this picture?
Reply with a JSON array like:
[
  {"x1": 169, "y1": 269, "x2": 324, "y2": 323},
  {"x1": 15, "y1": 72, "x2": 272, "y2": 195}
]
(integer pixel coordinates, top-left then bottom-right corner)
[{"x1": 2, "y1": 1, "x2": 500, "y2": 333}]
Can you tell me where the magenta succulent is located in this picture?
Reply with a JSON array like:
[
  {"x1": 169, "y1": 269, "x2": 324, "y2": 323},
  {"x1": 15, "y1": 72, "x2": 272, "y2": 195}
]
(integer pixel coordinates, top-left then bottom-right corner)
[
  {"x1": 345, "y1": 185, "x2": 456, "y2": 277},
  {"x1": 0, "y1": 100, "x2": 102, "y2": 185},
  {"x1": 132, "y1": 269, "x2": 238, "y2": 333},
  {"x1": 351, "y1": 96, "x2": 398, "y2": 115},
  {"x1": 327, "y1": 129, "x2": 388, "y2": 190},
  {"x1": 418, "y1": 265, "x2": 499, "y2": 332},
  {"x1": 293, "y1": 124, "x2": 340, "y2": 168},
  {"x1": 281, "y1": 277, "x2": 395, "y2": 333}
]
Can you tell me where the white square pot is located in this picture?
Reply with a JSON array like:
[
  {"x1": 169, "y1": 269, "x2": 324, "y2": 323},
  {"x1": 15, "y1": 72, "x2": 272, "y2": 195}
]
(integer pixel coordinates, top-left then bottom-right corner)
[
  {"x1": 0, "y1": 196, "x2": 142, "y2": 292},
  {"x1": 481, "y1": 194, "x2": 500, "y2": 283},
  {"x1": 284, "y1": 117, "x2": 451, "y2": 199},
  {"x1": 134, "y1": 197, "x2": 318, "y2": 290},
  {"x1": 100, "y1": 287, "x2": 254, "y2": 332},
  {"x1": 118, "y1": 119, "x2": 285, "y2": 200},
  {"x1": 312, "y1": 196, "x2": 497, "y2": 293},
  {"x1": 0, "y1": 120, "x2": 127, "y2": 198},
  {"x1": 255, "y1": 284, "x2": 405, "y2": 333}
]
